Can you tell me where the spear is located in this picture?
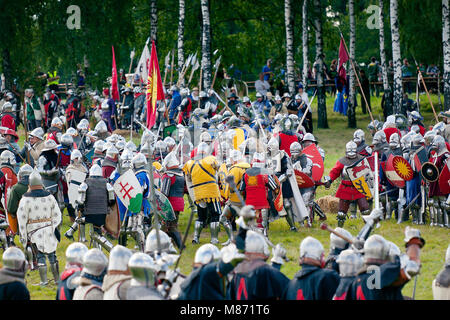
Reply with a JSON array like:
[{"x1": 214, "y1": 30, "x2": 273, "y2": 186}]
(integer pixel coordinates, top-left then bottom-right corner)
[
  {"x1": 413, "y1": 56, "x2": 438, "y2": 122},
  {"x1": 210, "y1": 55, "x2": 222, "y2": 91},
  {"x1": 177, "y1": 53, "x2": 194, "y2": 87},
  {"x1": 169, "y1": 48, "x2": 175, "y2": 86},
  {"x1": 188, "y1": 54, "x2": 200, "y2": 86},
  {"x1": 163, "y1": 51, "x2": 171, "y2": 87}
]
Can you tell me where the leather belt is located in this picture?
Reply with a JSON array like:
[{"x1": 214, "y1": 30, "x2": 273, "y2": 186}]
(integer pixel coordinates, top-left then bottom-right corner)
[{"x1": 27, "y1": 218, "x2": 52, "y2": 224}]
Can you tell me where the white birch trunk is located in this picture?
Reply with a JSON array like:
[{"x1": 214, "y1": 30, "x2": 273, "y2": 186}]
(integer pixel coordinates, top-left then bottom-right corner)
[
  {"x1": 200, "y1": 0, "x2": 212, "y2": 90},
  {"x1": 150, "y1": 0, "x2": 158, "y2": 42},
  {"x1": 443, "y1": 0, "x2": 450, "y2": 110},
  {"x1": 285, "y1": 0, "x2": 295, "y2": 94},
  {"x1": 177, "y1": 0, "x2": 185, "y2": 85},
  {"x1": 390, "y1": 0, "x2": 403, "y2": 113},
  {"x1": 302, "y1": 0, "x2": 309, "y2": 85}
]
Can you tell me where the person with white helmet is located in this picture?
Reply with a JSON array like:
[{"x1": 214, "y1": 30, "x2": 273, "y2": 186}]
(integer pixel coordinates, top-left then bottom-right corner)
[
  {"x1": 160, "y1": 152, "x2": 184, "y2": 249},
  {"x1": 347, "y1": 228, "x2": 425, "y2": 300},
  {"x1": 56, "y1": 242, "x2": 88, "y2": 300},
  {"x1": 47, "y1": 117, "x2": 64, "y2": 144},
  {"x1": 268, "y1": 94, "x2": 288, "y2": 122},
  {"x1": 240, "y1": 152, "x2": 279, "y2": 236},
  {"x1": 324, "y1": 141, "x2": 370, "y2": 226},
  {"x1": 382, "y1": 115, "x2": 402, "y2": 143},
  {"x1": 283, "y1": 236, "x2": 340, "y2": 300},
  {"x1": 94, "y1": 120, "x2": 111, "y2": 140},
  {"x1": 332, "y1": 249, "x2": 364, "y2": 300},
  {"x1": 252, "y1": 91, "x2": 271, "y2": 116},
  {"x1": 101, "y1": 145, "x2": 119, "y2": 179},
  {"x1": 73, "y1": 248, "x2": 108, "y2": 300},
  {"x1": 0, "y1": 247, "x2": 30, "y2": 300},
  {"x1": 353, "y1": 129, "x2": 373, "y2": 157},
  {"x1": 0, "y1": 101, "x2": 16, "y2": 131},
  {"x1": 36, "y1": 139, "x2": 60, "y2": 196},
  {"x1": 20, "y1": 127, "x2": 45, "y2": 164},
  {"x1": 24, "y1": 88, "x2": 43, "y2": 130},
  {"x1": 102, "y1": 245, "x2": 133, "y2": 300},
  {"x1": 432, "y1": 244, "x2": 450, "y2": 300},
  {"x1": 17, "y1": 170, "x2": 62, "y2": 287},
  {"x1": 176, "y1": 88, "x2": 193, "y2": 126},
  {"x1": 323, "y1": 227, "x2": 354, "y2": 273},
  {"x1": 91, "y1": 140, "x2": 105, "y2": 166},
  {"x1": 126, "y1": 252, "x2": 163, "y2": 300},
  {"x1": 183, "y1": 142, "x2": 222, "y2": 244},
  {"x1": 227, "y1": 230, "x2": 289, "y2": 300}
]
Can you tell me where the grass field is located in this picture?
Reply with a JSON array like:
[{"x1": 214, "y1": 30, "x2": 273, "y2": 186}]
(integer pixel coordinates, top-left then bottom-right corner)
[{"x1": 6, "y1": 92, "x2": 450, "y2": 300}]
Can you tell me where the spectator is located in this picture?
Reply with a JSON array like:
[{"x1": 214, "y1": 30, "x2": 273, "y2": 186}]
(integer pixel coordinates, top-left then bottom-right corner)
[
  {"x1": 359, "y1": 69, "x2": 371, "y2": 114},
  {"x1": 401, "y1": 58, "x2": 413, "y2": 94},
  {"x1": 427, "y1": 64, "x2": 439, "y2": 77},
  {"x1": 388, "y1": 60, "x2": 395, "y2": 84},
  {"x1": 328, "y1": 60, "x2": 338, "y2": 96},
  {"x1": 368, "y1": 57, "x2": 379, "y2": 97},
  {"x1": 255, "y1": 73, "x2": 271, "y2": 97},
  {"x1": 262, "y1": 59, "x2": 273, "y2": 82}
]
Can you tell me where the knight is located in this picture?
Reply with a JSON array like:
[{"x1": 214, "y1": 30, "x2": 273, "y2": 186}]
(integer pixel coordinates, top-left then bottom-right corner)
[
  {"x1": 432, "y1": 244, "x2": 450, "y2": 300},
  {"x1": 406, "y1": 133, "x2": 425, "y2": 224},
  {"x1": 102, "y1": 245, "x2": 133, "y2": 300},
  {"x1": 324, "y1": 141, "x2": 370, "y2": 226},
  {"x1": 353, "y1": 129, "x2": 373, "y2": 157},
  {"x1": 126, "y1": 252, "x2": 164, "y2": 300},
  {"x1": 36, "y1": 139, "x2": 60, "y2": 197},
  {"x1": 275, "y1": 116, "x2": 299, "y2": 157},
  {"x1": 101, "y1": 145, "x2": 119, "y2": 179},
  {"x1": 0, "y1": 247, "x2": 30, "y2": 300},
  {"x1": 94, "y1": 120, "x2": 111, "y2": 141},
  {"x1": 324, "y1": 227, "x2": 353, "y2": 273},
  {"x1": 332, "y1": 249, "x2": 364, "y2": 300},
  {"x1": 56, "y1": 242, "x2": 88, "y2": 300}
]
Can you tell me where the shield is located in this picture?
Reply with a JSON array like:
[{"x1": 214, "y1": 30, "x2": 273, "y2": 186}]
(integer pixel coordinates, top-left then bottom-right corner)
[
  {"x1": 345, "y1": 158, "x2": 375, "y2": 199},
  {"x1": 105, "y1": 202, "x2": 120, "y2": 239},
  {"x1": 218, "y1": 163, "x2": 228, "y2": 201},
  {"x1": 84, "y1": 148, "x2": 94, "y2": 167},
  {"x1": 272, "y1": 175, "x2": 283, "y2": 212},
  {"x1": 412, "y1": 146, "x2": 429, "y2": 173},
  {"x1": 385, "y1": 154, "x2": 406, "y2": 188},
  {"x1": 232, "y1": 128, "x2": 247, "y2": 150},
  {"x1": 113, "y1": 169, "x2": 143, "y2": 214},
  {"x1": 421, "y1": 162, "x2": 439, "y2": 182},
  {"x1": 2, "y1": 168, "x2": 18, "y2": 234},
  {"x1": 302, "y1": 144, "x2": 324, "y2": 182},
  {"x1": 439, "y1": 159, "x2": 450, "y2": 194},
  {"x1": 154, "y1": 189, "x2": 176, "y2": 221},
  {"x1": 295, "y1": 170, "x2": 315, "y2": 189},
  {"x1": 67, "y1": 170, "x2": 87, "y2": 207},
  {"x1": 391, "y1": 156, "x2": 414, "y2": 181}
]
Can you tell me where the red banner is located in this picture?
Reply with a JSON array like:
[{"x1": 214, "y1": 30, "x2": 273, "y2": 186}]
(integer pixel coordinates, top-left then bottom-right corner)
[
  {"x1": 111, "y1": 46, "x2": 120, "y2": 101},
  {"x1": 146, "y1": 40, "x2": 165, "y2": 129}
]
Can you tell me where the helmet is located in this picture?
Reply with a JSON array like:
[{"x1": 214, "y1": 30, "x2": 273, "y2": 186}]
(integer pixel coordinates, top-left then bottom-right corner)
[
  {"x1": 106, "y1": 145, "x2": 119, "y2": 159},
  {"x1": 395, "y1": 114, "x2": 408, "y2": 130},
  {"x1": 131, "y1": 153, "x2": 147, "y2": 170},
  {"x1": 267, "y1": 137, "x2": 279, "y2": 153},
  {"x1": 0, "y1": 150, "x2": 16, "y2": 167},
  {"x1": 274, "y1": 95, "x2": 282, "y2": 102},
  {"x1": 119, "y1": 149, "x2": 133, "y2": 170},
  {"x1": 353, "y1": 129, "x2": 365, "y2": 145},
  {"x1": 295, "y1": 94, "x2": 301, "y2": 100},
  {"x1": 51, "y1": 117, "x2": 63, "y2": 128},
  {"x1": 144, "y1": 229, "x2": 177, "y2": 255},
  {"x1": 66, "y1": 127, "x2": 78, "y2": 136},
  {"x1": 82, "y1": 248, "x2": 108, "y2": 276},
  {"x1": 65, "y1": 242, "x2": 88, "y2": 267},
  {"x1": 197, "y1": 142, "x2": 210, "y2": 156},
  {"x1": 372, "y1": 130, "x2": 387, "y2": 146},
  {"x1": 430, "y1": 135, "x2": 447, "y2": 154},
  {"x1": 155, "y1": 140, "x2": 167, "y2": 153},
  {"x1": 128, "y1": 253, "x2": 157, "y2": 287},
  {"x1": 243, "y1": 96, "x2": 251, "y2": 103},
  {"x1": 367, "y1": 120, "x2": 380, "y2": 131},
  {"x1": 410, "y1": 110, "x2": 423, "y2": 121},
  {"x1": 222, "y1": 110, "x2": 232, "y2": 122},
  {"x1": 194, "y1": 244, "x2": 221, "y2": 265},
  {"x1": 2, "y1": 247, "x2": 26, "y2": 272},
  {"x1": 180, "y1": 88, "x2": 189, "y2": 96},
  {"x1": 2, "y1": 102, "x2": 12, "y2": 111},
  {"x1": 229, "y1": 149, "x2": 242, "y2": 163},
  {"x1": 162, "y1": 152, "x2": 179, "y2": 170},
  {"x1": 255, "y1": 92, "x2": 263, "y2": 98},
  {"x1": 94, "y1": 140, "x2": 105, "y2": 153},
  {"x1": 59, "y1": 115, "x2": 66, "y2": 124},
  {"x1": 94, "y1": 121, "x2": 108, "y2": 134},
  {"x1": 281, "y1": 117, "x2": 293, "y2": 131},
  {"x1": 433, "y1": 122, "x2": 446, "y2": 136},
  {"x1": 29, "y1": 170, "x2": 43, "y2": 187},
  {"x1": 389, "y1": 133, "x2": 400, "y2": 149},
  {"x1": 251, "y1": 152, "x2": 265, "y2": 168},
  {"x1": 70, "y1": 149, "x2": 83, "y2": 162},
  {"x1": 18, "y1": 164, "x2": 33, "y2": 180},
  {"x1": 290, "y1": 142, "x2": 302, "y2": 157},
  {"x1": 77, "y1": 119, "x2": 90, "y2": 132},
  {"x1": 302, "y1": 133, "x2": 317, "y2": 143},
  {"x1": 400, "y1": 132, "x2": 413, "y2": 151},
  {"x1": 410, "y1": 124, "x2": 420, "y2": 134},
  {"x1": 245, "y1": 230, "x2": 270, "y2": 257},
  {"x1": 29, "y1": 127, "x2": 44, "y2": 140},
  {"x1": 336, "y1": 249, "x2": 363, "y2": 277},
  {"x1": 41, "y1": 139, "x2": 58, "y2": 152},
  {"x1": 330, "y1": 227, "x2": 353, "y2": 251},
  {"x1": 424, "y1": 131, "x2": 436, "y2": 145},
  {"x1": 115, "y1": 140, "x2": 126, "y2": 152},
  {"x1": 363, "y1": 234, "x2": 390, "y2": 263},
  {"x1": 300, "y1": 236, "x2": 324, "y2": 261},
  {"x1": 60, "y1": 133, "x2": 73, "y2": 147},
  {"x1": 345, "y1": 141, "x2": 357, "y2": 159},
  {"x1": 411, "y1": 133, "x2": 424, "y2": 147},
  {"x1": 163, "y1": 137, "x2": 176, "y2": 150},
  {"x1": 89, "y1": 164, "x2": 102, "y2": 177},
  {"x1": 108, "y1": 245, "x2": 133, "y2": 272}
]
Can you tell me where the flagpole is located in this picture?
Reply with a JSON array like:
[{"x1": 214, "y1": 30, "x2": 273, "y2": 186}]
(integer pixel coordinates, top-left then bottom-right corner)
[{"x1": 339, "y1": 32, "x2": 375, "y2": 123}]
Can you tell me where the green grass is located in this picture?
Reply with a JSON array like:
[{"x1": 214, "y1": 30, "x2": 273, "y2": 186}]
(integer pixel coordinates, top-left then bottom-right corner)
[{"x1": 5, "y1": 92, "x2": 450, "y2": 300}]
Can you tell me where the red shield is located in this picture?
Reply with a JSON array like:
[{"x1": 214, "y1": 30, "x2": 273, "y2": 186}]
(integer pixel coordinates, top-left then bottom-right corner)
[
  {"x1": 272, "y1": 175, "x2": 283, "y2": 212},
  {"x1": 302, "y1": 144, "x2": 324, "y2": 182},
  {"x1": 385, "y1": 154, "x2": 405, "y2": 188},
  {"x1": 295, "y1": 170, "x2": 315, "y2": 188},
  {"x1": 412, "y1": 146, "x2": 429, "y2": 173},
  {"x1": 439, "y1": 159, "x2": 450, "y2": 194},
  {"x1": 1, "y1": 168, "x2": 18, "y2": 235},
  {"x1": 392, "y1": 156, "x2": 414, "y2": 181}
]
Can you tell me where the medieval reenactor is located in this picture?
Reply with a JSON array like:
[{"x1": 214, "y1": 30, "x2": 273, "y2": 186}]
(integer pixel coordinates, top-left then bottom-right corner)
[
  {"x1": 72, "y1": 248, "x2": 108, "y2": 300},
  {"x1": 101, "y1": 145, "x2": 119, "y2": 179},
  {"x1": 65, "y1": 89, "x2": 80, "y2": 129},
  {"x1": 324, "y1": 141, "x2": 370, "y2": 226},
  {"x1": 324, "y1": 227, "x2": 353, "y2": 274},
  {"x1": 177, "y1": 88, "x2": 193, "y2": 126},
  {"x1": 432, "y1": 245, "x2": 450, "y2": 300},
  {"x1": 56, "y1": 242, "x2": 88, "y2": 300},
  {"x1": 102, "y1": 245, "x2": 133, "y2": 300},
  {"x1": 275, "y1": 116, "x2": 299, "y2": 157},
  {"x1": 332, "y1": 249, "x2": 364, "y2": 300},
  {"x1": 43, "y1": 88, "x2": 60, "y2": 130},
  {"x1": 20, "y1": 127, "x2": 45, "y2": 165},
  {"x1": 0, "y1": 247, "x2": 30, "y2": 300},
  {"x1": 17, "y1": 170, "x2": 62, "y2": 287},
  {"x1": 283, "y1": 237, "x2": 340, "y2": 300},
  {"x1": 47, "y1": 117, "x2": 64, "y2": 145},
  {"x1": 120, "y1": 87, "x2": 135, "y2": 129},
  {"x1": 405, "y1": 134, "x2": 425, "y2": 224},
  {"x1": 0, "y1": 102, "x2": 16, "y2": 131},
  {"x1": 36, "y1": 139, "x2": 60, "y2": 198},
  {"x1": 101, "y1": 88, "x2": 117, "y2": 132},
  {"x1": 126, "y1": 252, "x2": 164, "y2": 300}
]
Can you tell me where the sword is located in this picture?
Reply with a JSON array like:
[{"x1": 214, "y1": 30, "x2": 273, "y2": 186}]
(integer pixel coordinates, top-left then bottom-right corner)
[
  {"x1": 296, "y1": 89, "x2": 317, "y2": 133},
  {"x1": 403, "y1": 192, "x2": 421, "y2": 213}
]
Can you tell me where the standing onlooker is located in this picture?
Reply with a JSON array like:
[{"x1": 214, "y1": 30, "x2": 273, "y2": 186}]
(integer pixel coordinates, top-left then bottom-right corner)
[
  {"x1": 401, "y1": 58, "x2": 413, "y2": 94},
  {"x1": 262, "y1": 59, "x2": 273, "y2": 82},
  {"x1": 359, "y1": 70, "x2": 371, "y2": 114},
  {"x1": 255, "y1": 73, "x2": 271, "y2": 97},
  {"x1": 368, "y1": 57, "x2": 379, "y2": 97},
  {"x1": 24, "y1": 88, "x2": 43, "y2": 130},
  {"x1": 328, "y1": 60, "x2": 338, "y2": 96}
]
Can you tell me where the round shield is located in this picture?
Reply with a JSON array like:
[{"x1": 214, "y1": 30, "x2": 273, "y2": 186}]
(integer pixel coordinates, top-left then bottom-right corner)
[
  {"x1": 421, "y1": 162, "x2": 439, "y2": 182},
  {"x1": 295, "y1": 170, "x2": 315, "y2": 189},
  {"x1": 392, "y1": 156, "x2": 414, "y2": 181}
]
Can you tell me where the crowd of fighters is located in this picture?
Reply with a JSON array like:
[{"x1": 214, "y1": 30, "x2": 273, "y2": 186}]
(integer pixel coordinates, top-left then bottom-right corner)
[{"x1": 0, "y1": 83, "x2": 448, "y2": 300}]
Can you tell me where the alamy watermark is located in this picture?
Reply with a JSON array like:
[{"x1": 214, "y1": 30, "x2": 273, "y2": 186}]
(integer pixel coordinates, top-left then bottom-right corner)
[
  {"x1": 67, "y1": 5, "x2": 81, "y2": 30},
  {"x1": 366, "y1": 5, "x2": 381, "y2": 30}
]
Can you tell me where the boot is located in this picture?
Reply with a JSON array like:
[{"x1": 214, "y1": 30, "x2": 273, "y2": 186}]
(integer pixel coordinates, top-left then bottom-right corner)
[
  {"x1": 219, "y1": 215, "x2": 234, "y2": 245},
  {"x1": 50, "y1": 262, "x2": 60, "y2": 285},
  {"x1": 38, "y1": 265, "x2": 48, "y2": 286},
  {"x1": 79, "y1": 223, "x2": 87, "y2": 242},
  {"x1": 337, "y1": 211, "x2": 347, "y2": 228},
  {"x1": 64, "y1": 222, "x2": 78, "y2": 240},
  {"x1": 285, "y1": 214, "x2": 297, "y2": 232},
  {"x1": 210, "y1": 222, "x2": 220, "y2": 245},
  {"x1": 261, "y1": 209, "x2": 269, "y2": 236},
  {"x1": 168, "y1": 231, "x2": 183, "y2": 249},
  {"x1": 349, "y1": 202, "x2": 357, "y2": 219},
  {"x1": 437, "y1": 208, "x2": 444, "y2": 227},
  {"x1": 192, "y1": 221, "x2": 203, "y2": 244}
]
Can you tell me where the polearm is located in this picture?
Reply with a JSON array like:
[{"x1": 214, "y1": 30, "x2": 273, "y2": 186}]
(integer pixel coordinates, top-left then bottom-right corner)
[
  {"x1": 176, "y1": 53, "x2": 194, "y2": 87},
  {"x1": 296, "y1": 89, "x2": 317, "y2": 133},
  {"x1": 211, "y1": 89, "x2": 238, "y2": 118},
  {"x1": 210, "y1": 55, "x2": 222, "y2": 91},
  {"x1": 412, "y1": 56, "x2": 439, "y2": 122},
  {"x1": 22, "y1": 97, "x2": 31, "y2": 164},
  {"x1": 169, "y1": 49, "x2": 175, "y2": 86},
  {"x1": 339, "y1": 31, "x2": 375, "y2": 123},
  {"x1": 163, "y1": 51, "x2": 171, "y2": 87},
  {"x1": 188, "y1": 54, "x2": 200, "y2": 86}
]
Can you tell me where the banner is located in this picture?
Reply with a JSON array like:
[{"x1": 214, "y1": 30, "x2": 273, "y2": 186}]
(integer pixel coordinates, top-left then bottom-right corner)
[
  {"x1": 113, "y1": 169, "x2": 143, "y2": 214},
  {"x1": 111, "y1": 46, "x2": 120, "y2": 101},
  {"x1": 146, "y1": 40, "x2": 165, "y2": 129}
]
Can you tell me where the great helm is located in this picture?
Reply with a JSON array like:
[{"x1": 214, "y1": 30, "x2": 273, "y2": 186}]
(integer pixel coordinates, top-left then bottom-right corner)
[{"x1": 290, "y1": 142, "x2": 302, "y2": 157}]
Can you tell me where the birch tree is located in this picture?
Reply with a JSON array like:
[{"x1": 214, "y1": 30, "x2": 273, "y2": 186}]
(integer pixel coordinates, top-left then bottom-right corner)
[
  {"x1": 302, "y1": 0, "x2": 309, "y2": 86},
  {"x1": 177, "y1": 0, "x2": 185, "y2": 83},
  {"x1": 443, "y1": 0, "x2": 450, "y2": 110},
  {"x1": 285, "y1": 0, "x2": 295, "y2": 94},
  {"x1": 200, "y1": 0, "x2": 212, "y2": 90},
  {"x1": 314, "y1": 0, "x2": 328, "y2": 129},
  {"x1": 379, "y1": 0, "x2": 392, "y2": 117},
  {"x1": 348, "y1": 0, "x2": 357, "y2": 128},
  {"x1": 390, "y1": 0, "x2": 403, "y2": 113},
  {"x1": 150, "y1": 0, "x2": 158, "y2": 42}
]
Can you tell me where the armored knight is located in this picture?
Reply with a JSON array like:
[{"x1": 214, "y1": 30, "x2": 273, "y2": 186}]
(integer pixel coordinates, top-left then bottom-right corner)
[
  {"x1": 72, "y1": 248, "x2": 108, "y2": 300},
  {"x1": 274, "y1": 116, "x2": 299, "y2": 157},
  {"x1": 432, "y1": 245, "x2": 450, "y2": 300},
  {"x1": 324, "y1": 141, "x2": 370, "y2": 226},
  {"x1": 183, "y1": 142, "x2": 222, "y2": 244},
  {"x1": 126, "y1": 252, "x2": 164, "y2": 300},
  {"x1": 161, "y1": 152, "x2": 185, "y2": 249},
  {"x1": 102, "y1": 245, "x2": 133, "y2": 300},
  {"x1": 406, "y1": 133, "x2": 425, "y2": 224},
  {"x1": 0, "y1": 247, "x2": 30, "y2": 300},
  {"x1": 17, "y1": 170, "x2": 62, "y2": 287},
  {"x1": 428, "y1": 135, "x2": 450, "y2": 227},
  {"x1": 36, "y1": 139, "x2": 60, "y2": 197},
  {"x1": 56, "y1": 242, "x2": 88, "y2": 300},
  {"x1": 353, "y1": 129, "x2": 373, "y2": 157},
  {"x1": 76, "y1": 164, "x2": 115, "y2": 252},
  {"x1": 92, "y1": 140, "x2": 105, "y2": 166},
  {"x1": 324, "y1": 227, "x2": 353, "y2": 273},
  {"x1": 332, "y1": 249, "x2": 364, "y2": 300},
  {"x1": 101, "y1": 145, "x2": 119, "y2": 179},
  {"x1": 94, "y1": 120, "x2": 110, "y2": 141}
]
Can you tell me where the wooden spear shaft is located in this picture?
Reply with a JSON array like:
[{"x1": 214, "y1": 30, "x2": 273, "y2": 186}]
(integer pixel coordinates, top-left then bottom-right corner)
[{"x1": 417, "y1": 68, "x2": 439, "y2": 122}]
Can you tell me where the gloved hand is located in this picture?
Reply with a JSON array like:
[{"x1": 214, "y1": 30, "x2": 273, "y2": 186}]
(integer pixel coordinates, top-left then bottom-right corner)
[
  {"x1": 270, "y1": 243, "x2": 287, "y2": 265},
  {"x1": 352, "y1": 238, "x2": 365, "y2": 251},
  {"x1": 221, "y1": 243, "x2": 246, "y2": 267},
  {"x1": 23, "y1": 141, "x2": 31, "y2": 151},
  {"x1": 323, "y1": 176, "x2": 331, "y2": 189},
  {"x1": 404, "y1": 259, "x2": 421, "y2": 280},
  {"x1": 404, "y1": 226, "x2": 425, "y2": 248}
]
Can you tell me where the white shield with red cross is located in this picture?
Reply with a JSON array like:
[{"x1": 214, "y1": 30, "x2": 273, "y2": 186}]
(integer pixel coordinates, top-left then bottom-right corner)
[{"x1": 113, "y1": 169, "x2": 143, "y2": 214}]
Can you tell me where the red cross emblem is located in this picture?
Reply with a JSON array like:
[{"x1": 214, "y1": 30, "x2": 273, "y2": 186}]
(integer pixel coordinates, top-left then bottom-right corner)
[{"x1": 119, "y1": 182, "x2": 134, "y2": 200}]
